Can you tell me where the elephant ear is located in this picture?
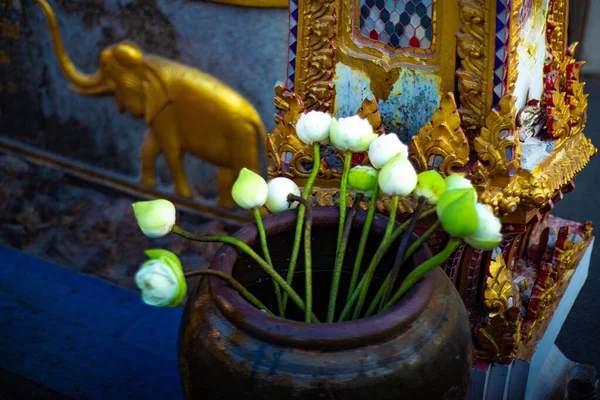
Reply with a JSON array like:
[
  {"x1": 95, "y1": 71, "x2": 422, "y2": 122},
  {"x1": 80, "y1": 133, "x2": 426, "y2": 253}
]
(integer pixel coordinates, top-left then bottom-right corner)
[{"x1": 142, "y1": 60, "x2": 172, "y2": 125}]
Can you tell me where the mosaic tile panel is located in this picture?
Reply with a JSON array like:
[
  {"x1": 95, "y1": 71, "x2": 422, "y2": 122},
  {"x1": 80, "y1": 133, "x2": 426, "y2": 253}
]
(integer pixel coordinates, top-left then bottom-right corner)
[
  {"x1": 287, "y1": 0, "x2": 299, "y2": 89},
  {"x1": 358, "y1": 0, "x2": 434, "y2": 51},
  {"x1": 493, "y1": 0, "x2": 511, "y2": 105}
]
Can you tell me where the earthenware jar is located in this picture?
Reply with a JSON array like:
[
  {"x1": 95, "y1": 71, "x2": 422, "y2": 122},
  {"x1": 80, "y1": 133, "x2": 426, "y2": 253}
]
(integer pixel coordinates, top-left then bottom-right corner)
[{"x1": 179, "y1": 207, "x2": 472, "y2": 399}]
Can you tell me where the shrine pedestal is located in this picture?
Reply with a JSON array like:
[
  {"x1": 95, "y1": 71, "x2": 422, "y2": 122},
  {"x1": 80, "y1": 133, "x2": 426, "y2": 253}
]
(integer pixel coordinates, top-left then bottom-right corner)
[{"x1": 467, "y1": 240, "x2": 595, "y2": 400}]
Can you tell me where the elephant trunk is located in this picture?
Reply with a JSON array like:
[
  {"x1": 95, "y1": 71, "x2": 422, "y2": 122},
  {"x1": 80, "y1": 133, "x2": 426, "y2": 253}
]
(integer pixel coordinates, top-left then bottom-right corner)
[{"x1": 35, "y1": 0, "x2": 105, "y2": 89}]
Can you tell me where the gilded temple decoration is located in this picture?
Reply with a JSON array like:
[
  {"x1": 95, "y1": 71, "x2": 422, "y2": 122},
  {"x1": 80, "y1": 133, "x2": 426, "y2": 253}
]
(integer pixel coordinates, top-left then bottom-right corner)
[
  {"x1": 277, "y1": 0, "x2": 596, "y2": 365},
  {"x1": 293, "y1": 0, "x2": 336, "y2": 112},
  {"x1": 522, "y1": 223, "x2": 593, "y2": 341},
  {"x1": 565, "y1": 56, "x2": 589, "y2": 138},
  {"x1": 409, "y1": 93, "x2": 470, "y2": 176},
  {"x1": 475, "y1": 254, "x2": 522, "y2": 363},
  {"x1": 545, "y1": 0, "x2": 568, "y2": 72},
  {"x1": 474, "y1": 96, "x2": 521, "y2": 178},
  {"x1": 456, "y1": 0, "x2": 490, "y2": 138}
]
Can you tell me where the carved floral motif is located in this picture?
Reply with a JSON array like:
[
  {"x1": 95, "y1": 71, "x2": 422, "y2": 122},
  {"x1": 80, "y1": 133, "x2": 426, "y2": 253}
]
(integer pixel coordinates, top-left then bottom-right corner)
[
  {"x1": 475, "y1": 254, "x2": 522, "y2": 363},
  {"x1": 474, "y1": 96, "x2": 521, "y2": 177},
  {"x1": 409, "y1": 93, "x2": 470, "y2": 176},
  {"x1": 295, "y1": 0, "x2": 336, "y2": 112},
  {"x1": 456, "y1": 0, "x2": 489, "y2": 138}
]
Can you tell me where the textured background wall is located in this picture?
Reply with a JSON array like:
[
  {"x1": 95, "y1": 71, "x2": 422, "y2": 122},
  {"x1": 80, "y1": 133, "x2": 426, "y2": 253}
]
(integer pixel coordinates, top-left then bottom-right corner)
[{"x1": 0, "y1": 0, "x2": 288, "y2": 200}]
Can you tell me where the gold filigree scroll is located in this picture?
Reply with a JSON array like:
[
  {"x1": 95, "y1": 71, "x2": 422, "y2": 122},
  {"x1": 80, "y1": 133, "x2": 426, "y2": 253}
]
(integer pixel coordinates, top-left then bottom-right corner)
[
  {"x1": 565, "y1": 48, "x2": 589, "y2": 137},
  {"x1": 545, "y1": 0, "x2": 568, "y2": 72},
  {"x1": 409, "y1": 92, "x2": 470, "y2": 176},
  {"x1": 543, "y1": 70, "x2": 571, "y2": 139},
  {"x1": 474, "y1": 96, "x2": 521, "y2": 177},
  {"x1": 475, "y1": 254, "x2": 522, "y2": 363},
  {"x1": 507, "y1": 0, "x2": 522, "y2": 96},
  {"x1": 295, "y1": 0, "x2": 336, "y2": 112},
  {"x1": 456, "y1": 0, "x2": 490, "y2": 138}
]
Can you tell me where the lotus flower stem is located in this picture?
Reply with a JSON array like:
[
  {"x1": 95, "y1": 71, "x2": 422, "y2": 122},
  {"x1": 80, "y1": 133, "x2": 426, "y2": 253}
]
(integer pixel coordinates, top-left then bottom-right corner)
[
  {"x1": 282, "y1": 143, "x2": 321, "y2": 315},
  {"x1": 351, "y1": 195, "x2": 399, "y2": 320},
  {"x1": 326, "y1": 192, "x2": 363, "y2": 322},
  {"x1": 379, "y1": 196, "x2": 427, "y2": 308},
  {"x1": 380, "y1": 237, "x2": 463, "y2": 312},
  {"x1": 335, "y1": 152, "x2": 353, "y2": 253},
  {"x1": 253, "y1": 208, "x2": 284, "y2": 316},
  {"x1": 184, "y1": 268, "x2": 273, "y2": 315},
  {"x1": 337, "y1": 206, "x2": 436, "y2": 322},
  {"x1": 172, "y1": 225, "x2": 320, "y2": 323},
  {"x1": 287, "y1": 194, "x2": 315, "y2": 322},
  {"x1": 365, "y1": 218, "x2": 441, "y2": 317},
  {"x1": 346, "y1": 183, "x2": 379, "y2": 303}
]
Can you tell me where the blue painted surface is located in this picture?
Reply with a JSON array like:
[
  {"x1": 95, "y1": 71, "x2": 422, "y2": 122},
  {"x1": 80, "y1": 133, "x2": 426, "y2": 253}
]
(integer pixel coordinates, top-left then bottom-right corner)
[{"x1": 0, "y1": 246, "x2": 183, "y2": 399}]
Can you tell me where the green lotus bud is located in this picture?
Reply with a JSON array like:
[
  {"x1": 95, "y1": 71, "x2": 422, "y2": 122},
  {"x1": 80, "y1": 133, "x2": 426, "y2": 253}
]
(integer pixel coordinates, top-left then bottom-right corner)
[
  {"x1": 348, "y1": 166, "x2": 378, "y2": 197},
  {"x1": 412, "y1": 170, "x2": 446, "y2": 205},
  {"x1": 465, "y1": 204, "x2": 503, "y2": 250},
  {"x1": 378, "y1": 153, "x2": 418, "y2": 196},
  {"x1": 329, "y1": 115, "x2": 379, "y2": 152},
  {"x1": 231, "y1": 168, "x2": 268, "y2": 209},
  {"x1": 135, "y1": 249, "x2": 187, "y2": 307},
  {"x1": 437, "y1": 189, "x2": 478, "y2": 237},
  {"x1": 445, "y1": 174, "x2": 474, "y2": 191},
  {"x1": 436, "y1": 188, "x2": 477, "y2": 217},
  {"x1": 132, "y1": 199, "x2": 176, "y2": 238}
]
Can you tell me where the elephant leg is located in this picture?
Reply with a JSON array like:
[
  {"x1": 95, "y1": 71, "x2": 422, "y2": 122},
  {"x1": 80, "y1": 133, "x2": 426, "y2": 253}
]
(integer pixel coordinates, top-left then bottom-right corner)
[
  {"x1": 140, "y1": 130, "x2": 161, "y2": 188},
  {"x1": 216, "y1": 167, "x2": 236, "y2": 208},
  {"x1": 164, "y1": 148, "x2": 192, "y2": 198}
]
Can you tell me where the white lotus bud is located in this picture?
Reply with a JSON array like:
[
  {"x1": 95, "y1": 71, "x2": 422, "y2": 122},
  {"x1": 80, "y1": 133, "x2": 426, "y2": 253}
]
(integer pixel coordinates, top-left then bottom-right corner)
[
  {"x1": 295, "y1": 111, "x2": 332, "y2": 144},
  {"x1": 368, "y1": 133, "x2": 409, "y2": 169},
  {"x1": 329, "y1": 115, "x2": 378, "y2": 152},
  {"x1": 377, "y1": 153, "x2": 418, "y2": 196},
  {"x1": 265, "y1": 177, "x2": 301, "y2": 213},
  {"x1": 132, "y1": 199, "x2": 176, "y2": 238},
  {"x1": 231, "y1": 168, "x2": 268, "y2": 209},
  {"x1": 464, "y1": 204, "x2": 503, "y2": 251},
  {"x1": 135, "y1": 249, "x2": 187, "y2": 307}
]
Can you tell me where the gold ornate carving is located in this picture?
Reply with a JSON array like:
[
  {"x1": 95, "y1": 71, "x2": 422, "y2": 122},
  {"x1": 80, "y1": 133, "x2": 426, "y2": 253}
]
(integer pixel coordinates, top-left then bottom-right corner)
[
  {"x1": 474, "y1": 96, "x2": 521, "y2": 177},
  {"x1": 507, "y1": 0, "x2": 522, "y2": 96},
  {"x1": 531, "y1": 132, "x2": 597, "y2": 200},
  {"x1": 475, "y1": 254, "x2": 522, "y2": 363},
  {"x1": 409, "y1": 93, "x2": 470, "y2": 176},
  {"x1": 543, "y1": 70, "x2": 571, "y2": 139},
  {"x1": 456, "y1": 0, "x2": 491, "y2": 137},
  {"x1": 522, "y1": 224, "x2": 593, "y2": 341},
  {"x1": 37, "y1": 0, "x2": 266, "y2": 209},
  {"x1": 294, "y1": 0, "x2": 336, "y2": 112},
  {"x1": 545, "y1": 0, "x2": 568, "y2": 72},
  {"x1": 566, "y1": 56, "x2": 589, "y2": 137}
]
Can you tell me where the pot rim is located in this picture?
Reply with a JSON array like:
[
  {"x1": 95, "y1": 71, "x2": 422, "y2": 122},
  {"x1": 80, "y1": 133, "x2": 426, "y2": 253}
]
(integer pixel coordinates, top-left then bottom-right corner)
[{"x1": 208, "y1": 206, "x2": 437, "y2": 351}]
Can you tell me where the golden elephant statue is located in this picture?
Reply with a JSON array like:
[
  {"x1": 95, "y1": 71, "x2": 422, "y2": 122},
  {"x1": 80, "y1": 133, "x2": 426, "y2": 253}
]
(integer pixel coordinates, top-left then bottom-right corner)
[{"x1": 36, "y1": 0, "x2": 267, "y2": 208}]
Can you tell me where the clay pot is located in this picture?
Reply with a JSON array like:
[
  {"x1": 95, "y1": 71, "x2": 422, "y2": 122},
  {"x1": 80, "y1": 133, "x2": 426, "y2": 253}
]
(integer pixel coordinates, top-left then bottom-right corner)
[{"x1": 179, "y1": 207, "x2": 472, "y2": 399}]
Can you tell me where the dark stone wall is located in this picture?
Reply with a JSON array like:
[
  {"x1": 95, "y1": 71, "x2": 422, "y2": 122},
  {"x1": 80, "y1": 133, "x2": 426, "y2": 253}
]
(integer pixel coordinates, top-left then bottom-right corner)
[{"x1": 0, "y1": 0, "x2": 287, "y2": 198}]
